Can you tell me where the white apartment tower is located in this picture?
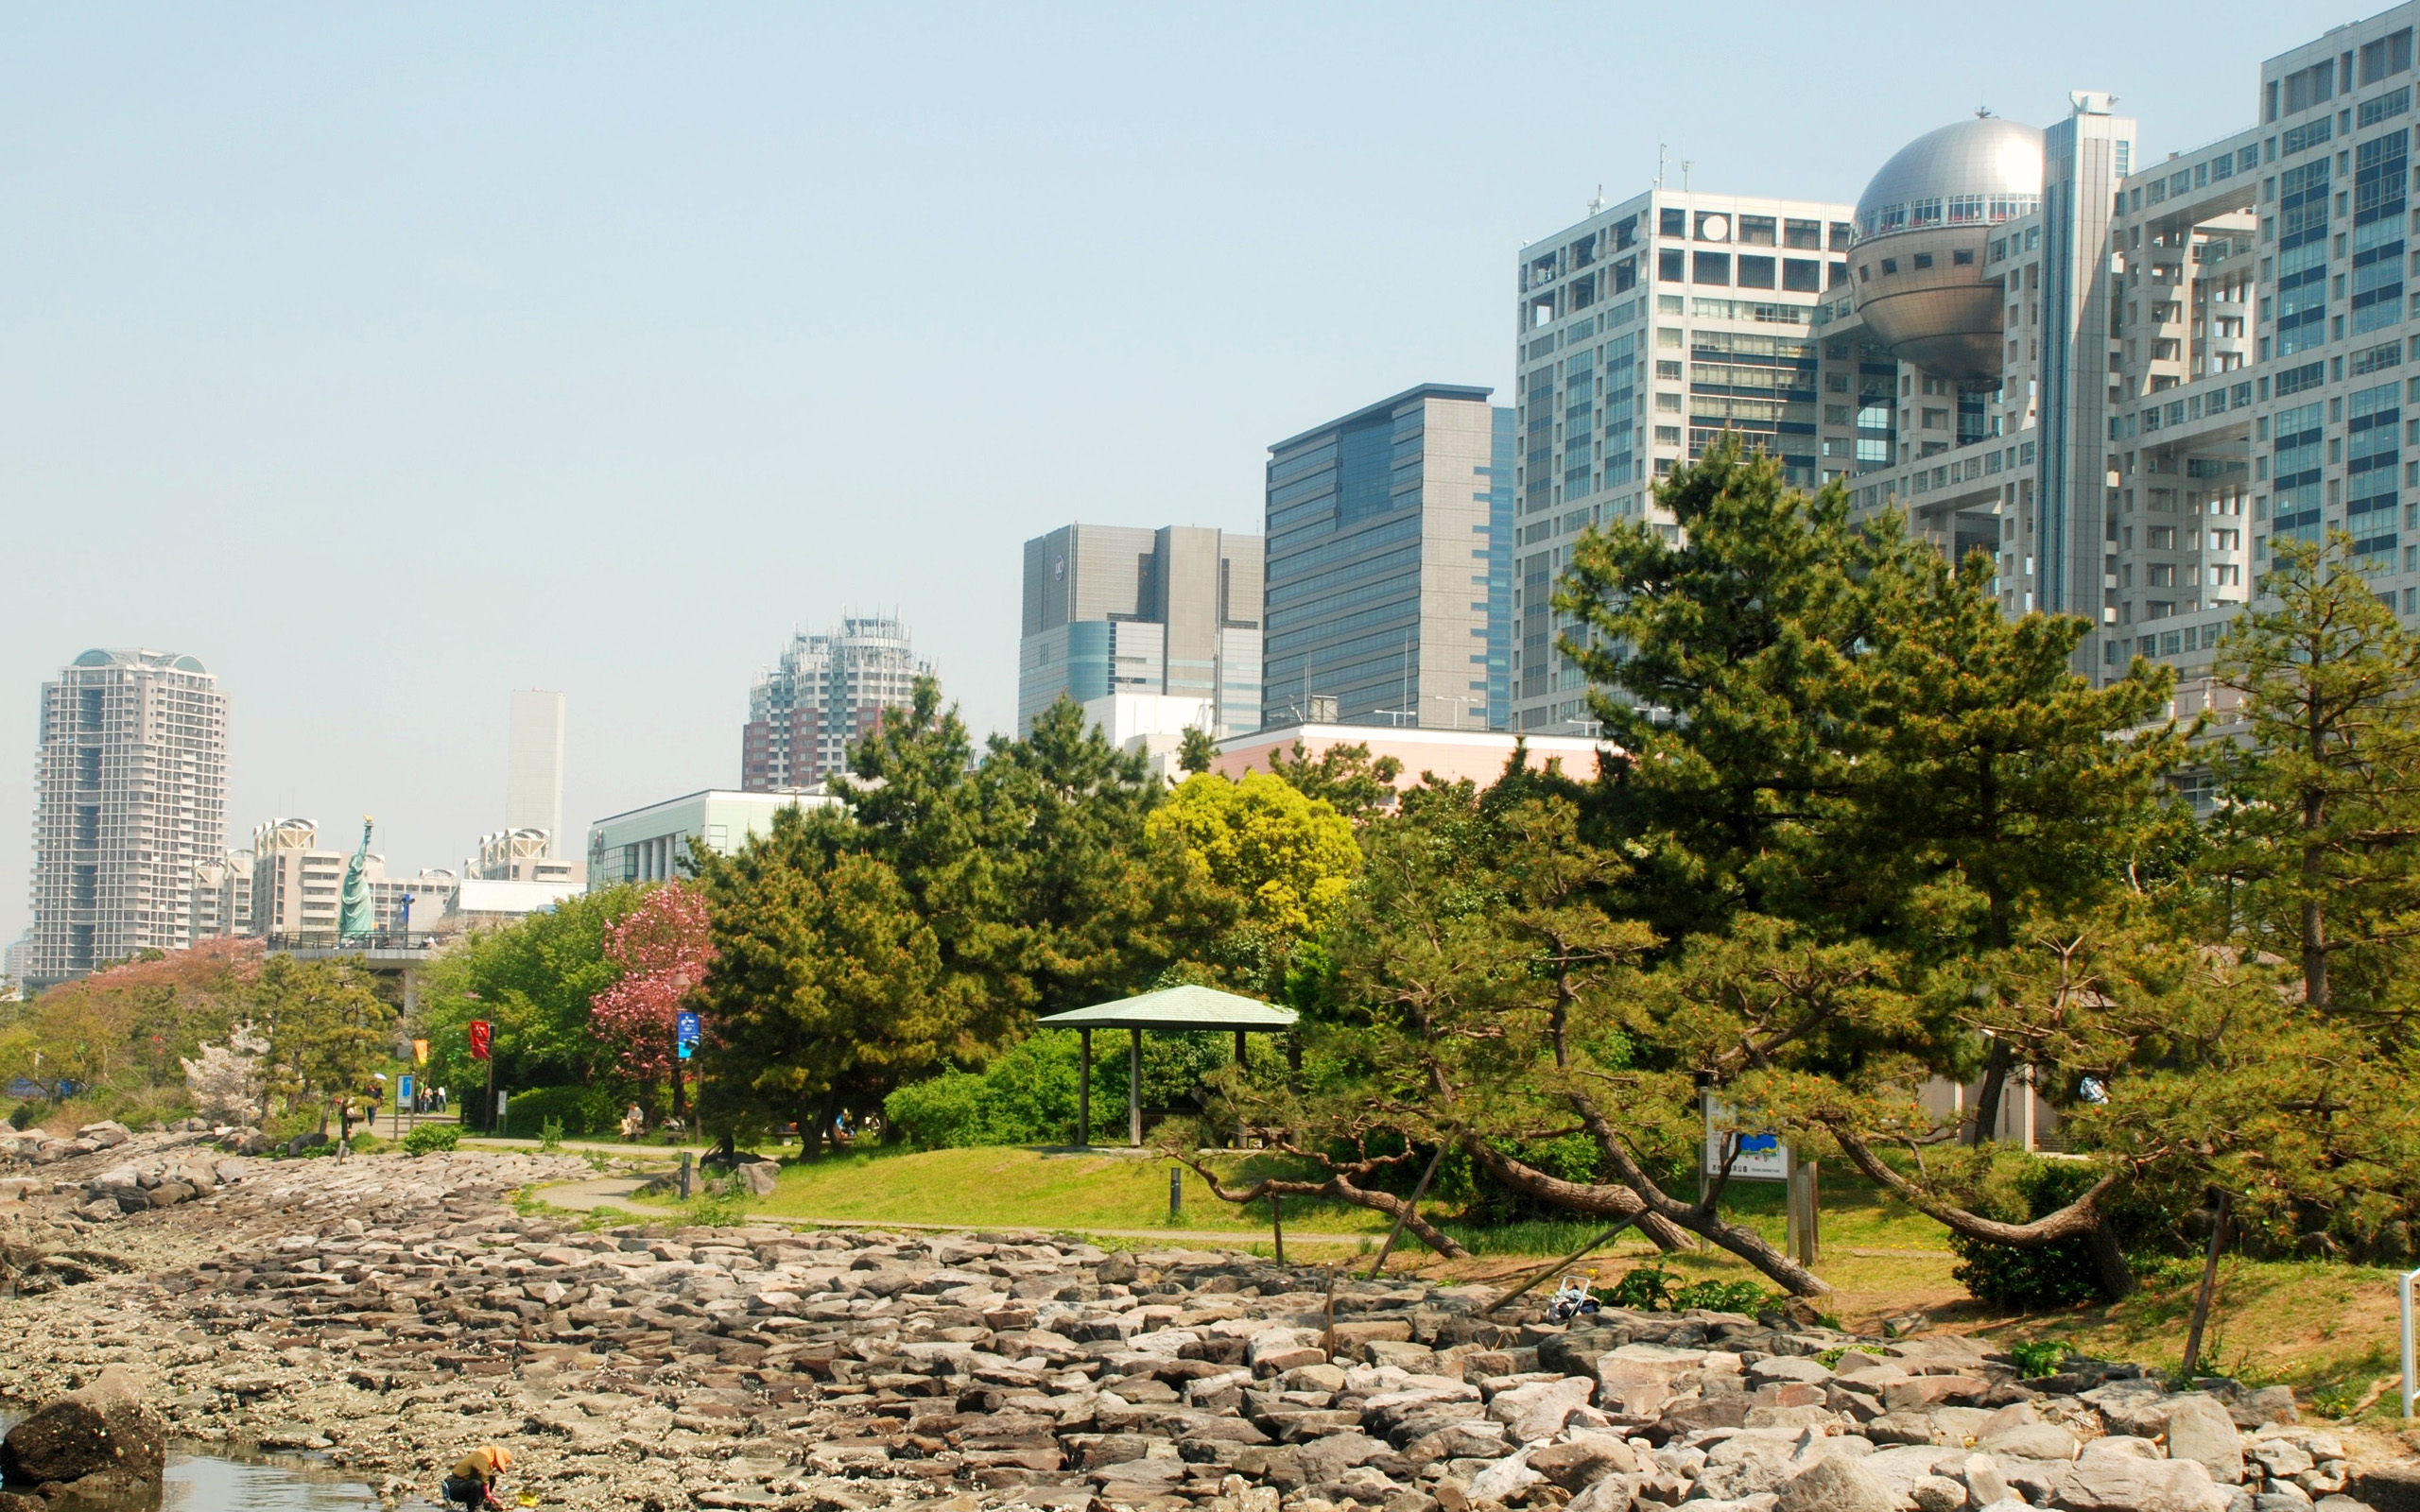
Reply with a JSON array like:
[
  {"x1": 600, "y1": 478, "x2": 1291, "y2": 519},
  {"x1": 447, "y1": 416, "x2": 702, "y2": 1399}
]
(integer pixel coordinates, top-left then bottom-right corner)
[
  {"x1": 741, "y1": 616, "x2": 932, "y2": 790},
  {"x1": 26, "y1": 649, "x2": 230, "y2": 987},
  {"x1": 1511, "y1": 191, "x2": 1857, "y2": 730}
]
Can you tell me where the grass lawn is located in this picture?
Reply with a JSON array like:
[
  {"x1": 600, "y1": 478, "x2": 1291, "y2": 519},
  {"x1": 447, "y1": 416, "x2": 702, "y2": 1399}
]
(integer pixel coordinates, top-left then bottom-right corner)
[{"x1": 630, "y1": 1143, "x2": 2409, "y2": 1422}]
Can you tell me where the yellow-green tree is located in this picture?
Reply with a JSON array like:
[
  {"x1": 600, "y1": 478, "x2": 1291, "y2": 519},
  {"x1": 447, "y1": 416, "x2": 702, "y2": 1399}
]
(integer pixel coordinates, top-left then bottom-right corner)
[{"x1": 1150, "y1": 770, "x2": 1361, "y2": 939}]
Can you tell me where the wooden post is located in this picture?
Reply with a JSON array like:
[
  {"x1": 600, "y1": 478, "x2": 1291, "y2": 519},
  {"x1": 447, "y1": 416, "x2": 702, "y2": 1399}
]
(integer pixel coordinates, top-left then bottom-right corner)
[
  {"x1": 1367, "y1": 1146, "x2": 1444, "y2": 1280},
  {"x1": 1787, "y1": 1160, "x2": 1821, "y2": 1267},
  {"x1": 1128, "y1": 1026, "x2": 1143, "y2": 1146},
  {"x1": 1078, "y1": 1028, "x2": 1092, "y2": 1147},
  {"x1": 2182, "y1": 1192, "x2": 2232, "y2": 1378},
  {"x1": 1234, "y1": 1029, "x2": 1248, "y2": 1148},
  {"x1": 1271, "y1": 1192, "x2": 1285, "y2": 1263}
]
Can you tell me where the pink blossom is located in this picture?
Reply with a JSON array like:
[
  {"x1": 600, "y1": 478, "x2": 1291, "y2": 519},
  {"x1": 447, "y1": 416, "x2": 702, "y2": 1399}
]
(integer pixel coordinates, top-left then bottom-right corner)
[{"x1": 589, "y1": 883, "x2": 716, "y2": 1082}]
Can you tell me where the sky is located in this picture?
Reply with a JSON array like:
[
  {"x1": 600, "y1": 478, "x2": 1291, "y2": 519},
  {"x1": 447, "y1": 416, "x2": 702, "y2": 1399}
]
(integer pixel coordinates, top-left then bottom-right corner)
[{"x1": 0, "y1": 1, "x2": 2314, "y2": 943}]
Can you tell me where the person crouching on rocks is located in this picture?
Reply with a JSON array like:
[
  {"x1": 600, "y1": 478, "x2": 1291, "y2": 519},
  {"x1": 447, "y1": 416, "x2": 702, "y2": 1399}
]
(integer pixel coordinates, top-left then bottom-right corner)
[{"x1": 441, "y1": 1444, "x2": 513, "y2": 1508}]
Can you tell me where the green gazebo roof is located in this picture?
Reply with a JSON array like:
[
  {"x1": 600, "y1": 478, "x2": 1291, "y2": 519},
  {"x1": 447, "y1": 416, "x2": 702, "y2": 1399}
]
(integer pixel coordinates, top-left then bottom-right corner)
[{"x1": 1035, "y1": 984, "x2": 1298, "y2": 1032}]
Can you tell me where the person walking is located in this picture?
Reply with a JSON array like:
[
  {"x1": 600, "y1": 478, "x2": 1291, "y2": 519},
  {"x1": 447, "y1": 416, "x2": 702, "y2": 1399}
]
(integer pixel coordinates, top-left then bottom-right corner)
[{"x1": 441, "y1": 1444, "x2": 513, "y2": 1508}]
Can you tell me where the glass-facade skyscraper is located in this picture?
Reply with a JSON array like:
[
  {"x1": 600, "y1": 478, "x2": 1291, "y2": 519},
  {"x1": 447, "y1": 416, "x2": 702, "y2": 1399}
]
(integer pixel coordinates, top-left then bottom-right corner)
[{"x1": 1261, "y1": 384, "x2": 1512, "y2": 730}]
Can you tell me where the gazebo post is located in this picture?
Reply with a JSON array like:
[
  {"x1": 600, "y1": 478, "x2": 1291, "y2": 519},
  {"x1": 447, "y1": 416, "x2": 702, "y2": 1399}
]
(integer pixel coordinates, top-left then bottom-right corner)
[
  {"x1": 1129, "y1": 1026, "x2": 1143, "y2": 1146},
  {"x1": 1078, "y1": 1028, "x2": 1092, "y2": 1147},
  {"x1": 1234, "y1": 1029, "x2": 1248, "y2": 1149}
]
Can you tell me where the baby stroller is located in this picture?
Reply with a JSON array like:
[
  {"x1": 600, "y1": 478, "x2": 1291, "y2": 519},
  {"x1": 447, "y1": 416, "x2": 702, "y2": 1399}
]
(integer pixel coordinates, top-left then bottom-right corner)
[{"x1": 1547, "y1": 1268, "x2": 1601, "y2": 1324}]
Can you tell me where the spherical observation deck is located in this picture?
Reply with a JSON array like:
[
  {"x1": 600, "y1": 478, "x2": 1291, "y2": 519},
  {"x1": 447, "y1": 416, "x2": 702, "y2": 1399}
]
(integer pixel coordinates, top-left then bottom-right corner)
[{"x1": 1848, "y1": 114, "x2": 2045, "y2": 383}]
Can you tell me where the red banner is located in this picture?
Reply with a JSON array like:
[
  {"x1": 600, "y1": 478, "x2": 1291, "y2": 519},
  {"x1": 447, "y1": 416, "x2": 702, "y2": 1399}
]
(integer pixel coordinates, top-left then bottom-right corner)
[{"x1": 468, "y1": 1021, "x2": 491, "y2": 1061}]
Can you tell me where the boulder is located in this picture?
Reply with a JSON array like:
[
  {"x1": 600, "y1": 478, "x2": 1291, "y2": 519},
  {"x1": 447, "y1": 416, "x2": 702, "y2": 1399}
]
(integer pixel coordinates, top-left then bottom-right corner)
[
  {"x1": 75, "y1": 1121, "x2": 131, "y2": 1148},
  {"x1": 2049, "y1": 1454, "x2": 2225, "y2": 1512},
  {"x1": 2162, "y1": 1394, "x2": 2244, "y2": 1484},
  {"x1": 735, "y1": 1160, "x2": 780, "y2": 1197},
  {"x1": 1527, "y1": 1434, "x2": 1642, "y2": 1490},
  {"x1": 0, "y1": 1366, "x2": 166, "y2": 1492},
  {"x1": 2345, "y1": 1465, "x2": 2420, "y2": 1512},
  {"x1": 1774, "y1": 1454, "x2": 1897, "y2": 1512}
]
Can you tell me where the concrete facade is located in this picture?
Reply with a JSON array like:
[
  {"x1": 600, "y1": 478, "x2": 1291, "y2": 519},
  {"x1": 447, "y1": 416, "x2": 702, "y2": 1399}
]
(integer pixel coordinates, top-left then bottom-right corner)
[
  {"x1": 1212, "y1": 722, "x2": 1611, "y2": 796},
  {"x1": 505, "y1": 689, "x2": 565, "y2": 856},
  {"x1": 1020, "y1": 524, "x2": 1263, "y2": 738},
  {"x1": 585, "y1": 788, "x2": 841, "y2": 891}
]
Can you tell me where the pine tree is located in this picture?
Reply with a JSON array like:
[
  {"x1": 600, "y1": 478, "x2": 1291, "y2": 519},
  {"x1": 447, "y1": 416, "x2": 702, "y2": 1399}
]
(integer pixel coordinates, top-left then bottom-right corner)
[{"x1": 2210, "y1": 532, "x2": 2420, "y2": 1021}]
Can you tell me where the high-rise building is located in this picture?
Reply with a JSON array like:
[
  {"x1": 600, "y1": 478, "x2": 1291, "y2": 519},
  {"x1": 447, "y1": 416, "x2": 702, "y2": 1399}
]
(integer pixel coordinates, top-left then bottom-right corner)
[
  {"x1": 1018, "y1": 524, "x2": 1265, "y2": 737},
  {"x1": 1511, "y1": 192, "x2": 1858, "y2": 731},
  {"x1": 26, "y1": 649, "x2": 230, "y2": 987},
  {"x1": 191, "y1": 850, "x2": 254, "y2": 939},
  {"x1": 741, "y1": 616, "x2": 932, "y2": 791},
  {"x1": 506, "y1": 689, "x2": 565, "y2": 857},
  {"x1": 249, "y1": 817, "x2": 346, "y2": 938},
  {"x1": 469, "y1": 827, "x2": 583, "y2": 885},
  {"x1": 1514, "y1": 3, "x2": 2420, "y2": 732},
  {"x1": 1260, "y1": 385, "x2": 1512, "y2": 730}
]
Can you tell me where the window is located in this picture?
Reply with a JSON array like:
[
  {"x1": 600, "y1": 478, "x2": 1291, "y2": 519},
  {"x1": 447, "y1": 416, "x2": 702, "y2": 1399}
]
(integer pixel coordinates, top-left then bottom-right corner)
[
  {"x1": 1658, "y1": 248, "x2": 1685, "y2": 282},
  {"x1": 1922, "y1": 407, "x2": 1949, "y2": 430},
  {"x1": 2361, "y1": 28, "x2": 2412, "y2": 85},
  {"x1": 1879, "y1": 257, "x2": 1898, "y2": 275},
  {"x1": 1829, "y1": 221, "x2": 1855, "y2": 249},
  {"x1": 1693, "y1": 250, "x2": 1731, "y2": 284},
  {"x1": 1737, "y1": 215, "x2": 1776, "y2": 246},
  {"x1": 1912, "y1": 252, "x2": 1935, "y2": 269},
  {"x1": 1696, "y1": 212, "x2": 1731, "y2": 242},
  {"x1": 1737, "y1": 254, "x2": 1775, "y2": 288},
  {"x1": 1660, "y1": 208, "x2": 1686, "y2": 237},
  {"x1": 1782, "y1": 258, "x2": 1821, "y2": 293},
  {"x1": 2363, "y1": 85, "x2": 2413, "y2": 127},
  {"x1": 1784, "y1": 218, "x2": 1821, "y2": 249},
  {"x1": 1953, "y1": 248, "x2": 1975, "y2": 266},
  {"x1": 2277, "y1": 59, "x2": 2336, "y2": 118}
]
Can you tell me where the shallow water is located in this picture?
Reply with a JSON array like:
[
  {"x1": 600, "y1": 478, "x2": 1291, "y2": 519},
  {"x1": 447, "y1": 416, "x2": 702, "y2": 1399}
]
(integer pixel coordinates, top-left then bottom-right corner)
[
  {"x1": 160, "y1": 1451, "x2": 435, "y2": 1511},
  {"x1": 0, "y1": 1430, "x2": 443, "y2": 1512}
]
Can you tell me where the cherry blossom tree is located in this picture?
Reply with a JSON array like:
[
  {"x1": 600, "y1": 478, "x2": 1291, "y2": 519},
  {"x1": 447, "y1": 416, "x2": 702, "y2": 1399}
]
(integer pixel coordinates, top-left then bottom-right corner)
[{"x1": 588, "y1": 883, "x2": 717, "y2": 1125}]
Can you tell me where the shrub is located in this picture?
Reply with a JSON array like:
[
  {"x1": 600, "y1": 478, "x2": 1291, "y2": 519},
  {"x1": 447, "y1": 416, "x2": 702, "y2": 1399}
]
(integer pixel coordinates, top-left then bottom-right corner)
[
  {"x1": 884, "y1": 1029, "x2": 1290, "y2": 1150},
  {"x1": 402, "y1": 1124, "x2": 461, "y2": 1157},
  {"x1": 538, "y1": 1117, "x2": 564, "y2": 1153},
  {"x1": 502, "y1": 1085, "x2": 621, "y2": 1139},
  {"x1": 1949, "y1": 1156, "x2": 2112, "y2": 1309},
  {"x1": 2007, "y1": 1339, "x2": 2073, "y2": 1378}
]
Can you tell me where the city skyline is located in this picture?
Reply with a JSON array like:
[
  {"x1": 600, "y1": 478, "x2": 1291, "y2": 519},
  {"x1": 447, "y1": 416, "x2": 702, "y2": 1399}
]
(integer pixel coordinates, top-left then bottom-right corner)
[{"x1": 0, "y1": 4, "x2": 2318, "y2": 947}]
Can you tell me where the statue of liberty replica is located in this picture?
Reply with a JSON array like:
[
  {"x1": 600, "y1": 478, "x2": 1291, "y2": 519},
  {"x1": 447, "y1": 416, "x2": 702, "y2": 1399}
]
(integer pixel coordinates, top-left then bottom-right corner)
[{"x1": 338, "y1": 816, "x2": 377, "y2": 939}]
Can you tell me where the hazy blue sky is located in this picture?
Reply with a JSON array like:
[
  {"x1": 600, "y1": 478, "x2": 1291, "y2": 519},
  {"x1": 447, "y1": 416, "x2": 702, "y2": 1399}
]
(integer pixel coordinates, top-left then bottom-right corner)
[{"x1": 0, "y1": 2, "x2": 2309, "y2": 942}]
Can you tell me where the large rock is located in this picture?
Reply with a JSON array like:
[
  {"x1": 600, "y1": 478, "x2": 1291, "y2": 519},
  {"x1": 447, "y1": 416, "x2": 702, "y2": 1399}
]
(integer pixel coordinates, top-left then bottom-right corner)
[
  {"x1": 2162, "y1": 1394, "x2": 2244, "y2": 1484},
  {"x1": 1774, "y1": 1455, "x2": 1897, "y2": 1512},
  {"x1": 0, "y1": 1366, "x2": 166, "y2": 1492},
  {"x1": 2345, "y1": 1464, "x2": 2420, "y2": 1512},
  {"x1": 2049, "y1": 1454, "x2": 2226, "y2": 1512},
  {"x1": 735, "y1": 1160, "x2": 780, "y2": 1197}
]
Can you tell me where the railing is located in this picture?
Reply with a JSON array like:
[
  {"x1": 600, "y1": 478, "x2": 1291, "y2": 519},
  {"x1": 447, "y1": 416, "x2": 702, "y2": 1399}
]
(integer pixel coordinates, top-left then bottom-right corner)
[{"x1": 264, "y1": 931, "x2": 444, "y2": 954}]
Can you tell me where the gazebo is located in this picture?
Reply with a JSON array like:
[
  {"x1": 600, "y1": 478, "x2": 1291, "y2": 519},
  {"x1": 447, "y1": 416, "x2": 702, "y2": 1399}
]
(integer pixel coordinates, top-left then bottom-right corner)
[{"x1": 1035, "y1": 984, "x2": 1298, "y2": 1146}]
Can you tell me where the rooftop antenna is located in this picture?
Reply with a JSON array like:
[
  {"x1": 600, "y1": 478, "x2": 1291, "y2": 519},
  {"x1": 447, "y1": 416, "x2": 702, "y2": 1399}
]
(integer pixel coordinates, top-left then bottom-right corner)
[
  {"x1": 1587, "y1": 182, "x2": 1607, "y2": 215},
  {"x1": 1976, "y1": 104, "x2": 1995, "y2": 118},
  {"x1": 1681, "y1": 142, "x2": 1693, "y2": 193},
  {"x1": 1656, "y1": 144, "x2": 1667, "y2": 189}
]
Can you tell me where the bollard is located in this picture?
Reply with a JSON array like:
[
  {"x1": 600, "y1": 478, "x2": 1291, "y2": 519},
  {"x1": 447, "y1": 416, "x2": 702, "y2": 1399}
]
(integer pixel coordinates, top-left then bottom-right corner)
[
  {"x1": 679, "y1": 1150, "x2": 694, "y2": 1201},
  {"x1": 1169, "y1": 1165, "x2": 1183, "y2": 1221}
]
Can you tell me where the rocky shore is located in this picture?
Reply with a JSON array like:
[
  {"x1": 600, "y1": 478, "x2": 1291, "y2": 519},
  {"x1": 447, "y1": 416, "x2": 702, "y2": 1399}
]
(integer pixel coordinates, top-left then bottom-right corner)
[{"x1": 3, "y1": 1134, "x2": 2417, "y2": 1512}]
